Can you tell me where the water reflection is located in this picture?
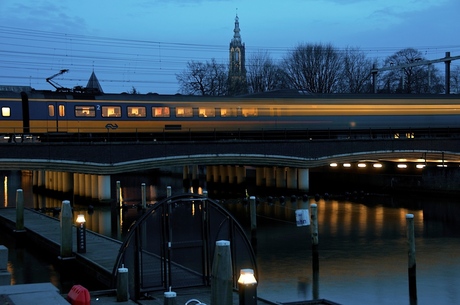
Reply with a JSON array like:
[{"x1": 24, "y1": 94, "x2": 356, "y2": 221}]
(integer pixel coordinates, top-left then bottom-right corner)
[{"x1": 1, "y1": 170, "x2": 460, "y2": 304}]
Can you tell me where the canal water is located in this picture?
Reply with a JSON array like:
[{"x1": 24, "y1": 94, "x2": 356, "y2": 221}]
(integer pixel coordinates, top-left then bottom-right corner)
[{"x1": 1, "y1": 169, "x2": 460, "y2": 305}]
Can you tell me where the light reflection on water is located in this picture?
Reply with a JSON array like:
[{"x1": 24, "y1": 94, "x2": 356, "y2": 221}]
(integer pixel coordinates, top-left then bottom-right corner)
[{"x1": 1, "y1": 170, "x2": 460, "y2": 304}]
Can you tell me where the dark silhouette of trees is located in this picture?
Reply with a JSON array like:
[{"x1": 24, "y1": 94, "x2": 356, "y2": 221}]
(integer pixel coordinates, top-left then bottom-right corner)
[
  {"x1": 282, "y1": 43, "x2": 342, "y2": 93},
  {"x1": 176, "y1": 59, "x2": 228, "y2": 95},
  {"x1": 338, "y1": 47, "x2": 374, "y2": 93},
  {"x1": 246, "y1": 51, "x2": 289, "y2": 93}
]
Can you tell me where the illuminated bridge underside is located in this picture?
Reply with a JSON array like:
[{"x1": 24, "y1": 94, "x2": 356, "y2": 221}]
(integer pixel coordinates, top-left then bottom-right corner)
[
  {"x1": 0, "y1": 151, "x2": 458, "y2": 174},
  {"x1": 0, "y1": 138, "x2": 459, "y2": 174}
]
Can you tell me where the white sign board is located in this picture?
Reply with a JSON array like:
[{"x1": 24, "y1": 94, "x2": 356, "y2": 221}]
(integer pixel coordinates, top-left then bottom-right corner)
[{"x1": 295, "y1": 209, "x2": 310, "y2": 227}]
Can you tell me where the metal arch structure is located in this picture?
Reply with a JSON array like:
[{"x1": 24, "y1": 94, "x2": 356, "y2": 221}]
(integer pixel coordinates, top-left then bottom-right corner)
[
  {"x1": 371, "y1": 51, "x2": 460, "y2": 94},
  {"x1": 111, "y1": 193, "x2": 257, "y2": 301}
]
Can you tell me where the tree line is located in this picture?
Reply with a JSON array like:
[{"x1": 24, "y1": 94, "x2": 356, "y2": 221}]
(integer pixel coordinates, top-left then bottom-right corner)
[{"x1": 175, "y1": 43, "x2": 460, "y2": 96}]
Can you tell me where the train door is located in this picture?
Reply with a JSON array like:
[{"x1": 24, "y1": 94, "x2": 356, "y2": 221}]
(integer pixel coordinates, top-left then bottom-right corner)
[{"x1": 47, "y1": 102, "x2": 67, "y2": 132}]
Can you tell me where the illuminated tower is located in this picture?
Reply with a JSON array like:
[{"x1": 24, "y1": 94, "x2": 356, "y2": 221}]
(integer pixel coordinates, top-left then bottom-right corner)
[{"x1": 228, "y1": 14, "x2": 248, "y2": 95}]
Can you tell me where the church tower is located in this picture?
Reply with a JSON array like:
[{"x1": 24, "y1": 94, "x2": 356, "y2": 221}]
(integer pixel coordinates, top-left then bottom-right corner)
[{"x1": 228, "y1": 14, "x2": 248, "y2": 95}]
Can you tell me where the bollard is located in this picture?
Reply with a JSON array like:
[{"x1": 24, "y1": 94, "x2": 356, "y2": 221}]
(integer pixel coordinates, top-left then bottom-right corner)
[
  {"x1": 249, "y1": 196, "x2": 257, "y2": 249},
  {"x1": 116, "y1": 181, "x2": 121, "y2": 207},
  {"x1": 211, "y1": 240, "x2": 232, "y2": 305},
  {"x1": 141, "y1": 183, "x2": 146, "y2": 209},
  {"x1": 117, "y1": 266, "x2": 129, "y2": 302},
  {"x1": 163, "y1": 287, "x2": 176, "y2": 305},
  {"x1": 406, "y1": 214, "x2": 417, "y2": 300},
  {"x1": 60, "y1": 200, "x2": 73, "y2": 259},
  {"x1": 167, "y1": 186, "x2": 172, "y2": 198},
  {"x1": 310, "y1": 203, "x2": 319, "y2": 300},
  {"x1": 238, "y1": 269, "x2": 257, "y2": 305},
  {"x1": 15, "y1": 189, "x2": 25, "y2": 232},
  {"x1": 0, "y1": 245, "x2": 11, "y2": 285}
]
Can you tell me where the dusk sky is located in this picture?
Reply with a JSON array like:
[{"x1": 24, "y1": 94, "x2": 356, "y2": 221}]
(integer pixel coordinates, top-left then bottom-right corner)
[{"x1": 1, "y1": 0, "x2": 459, "y2": 94}]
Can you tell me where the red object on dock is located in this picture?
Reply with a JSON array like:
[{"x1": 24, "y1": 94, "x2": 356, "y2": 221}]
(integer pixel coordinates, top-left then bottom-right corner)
[{"x1": 67, "y1": 285, "x2": 90, "y2": 305}]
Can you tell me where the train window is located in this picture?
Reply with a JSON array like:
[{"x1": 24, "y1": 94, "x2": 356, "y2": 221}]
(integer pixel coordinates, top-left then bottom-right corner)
[
  {"x1": 75, "y1": 106, "x2": 96, "y2": 117},
  {"x1": 220, "y1": 108, "x2": 237, "y2": 117},
  {"x1": 241, "y1": 108, "x2": 258, "y2": 117},
  {"x1": 102, "y1": 106, "x2": 121, "y2": 118},
  {"x1": 152, "y1": 107, "x2": 170, "y2": 117},
  {"x1": 58, "y1": 105, "x2": 65, "y2": 117},
  {"x1": 127, "y1": 106, "x2": 146, "y2": 118},
  {"x1": 198, "y1": 107, "x2": 215, "y2": 117},
  {"x1": 48, "y1": 105, "x2": 54, "y2": 117},
  {"x1": 1, "y1": 107, "x2": 10, "y2": 117},
  {"x1": 175, "y1": 107, "x2": 193, "y2": 117}
]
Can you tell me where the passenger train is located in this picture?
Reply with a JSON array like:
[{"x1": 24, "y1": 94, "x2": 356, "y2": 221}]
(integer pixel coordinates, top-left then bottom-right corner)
[{"x1": 1, "y1": 89, "x2": 459, "y2": 142}]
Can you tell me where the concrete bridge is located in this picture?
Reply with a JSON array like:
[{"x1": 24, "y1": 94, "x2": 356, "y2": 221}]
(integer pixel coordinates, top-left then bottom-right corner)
[{"x1": 1, "y1": 138, "x2": 459, "y2": 174}]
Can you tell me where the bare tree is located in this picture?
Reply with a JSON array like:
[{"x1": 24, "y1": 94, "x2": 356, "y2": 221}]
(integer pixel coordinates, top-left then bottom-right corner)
[
  {"x1": 379, "y1": 48, "x2": 443, "y2": 93},
  {"x1": 282, "y1": 43, "x2": 342, "y2": 93},
  {"x1": 338, "y1": 47, "x2": 374, "y2": 93},
  {"x1": 246, "y1": 51, "x2": 288, "y2": 93},
  {"x1": 176, "y1": 59, "x2": 228, "y2": 95}
]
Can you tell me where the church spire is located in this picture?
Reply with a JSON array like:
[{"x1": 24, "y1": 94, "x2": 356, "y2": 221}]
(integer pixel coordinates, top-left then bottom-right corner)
[{"x1": 232, "y1": 14, "x2": 241, "y2": 43}]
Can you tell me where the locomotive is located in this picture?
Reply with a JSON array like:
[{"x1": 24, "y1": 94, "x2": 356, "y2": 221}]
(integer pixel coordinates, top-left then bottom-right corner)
[{"x1": 1, "y1": 89, "x2": 460, "y2": 142}]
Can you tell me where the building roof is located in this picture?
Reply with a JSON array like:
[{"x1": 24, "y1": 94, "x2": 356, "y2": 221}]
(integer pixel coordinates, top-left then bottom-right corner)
[{"x1": 86, "y1": 71, "x2": 103, "y2": 93}]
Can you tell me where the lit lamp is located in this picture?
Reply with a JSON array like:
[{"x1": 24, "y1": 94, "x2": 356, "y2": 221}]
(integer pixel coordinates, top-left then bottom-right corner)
[
  {"x1": 238, "y1": 269, "x2": 257, "y2": 305},
  {"x1": 76, "y1": 214, "x2": 86, "y2": 253}
]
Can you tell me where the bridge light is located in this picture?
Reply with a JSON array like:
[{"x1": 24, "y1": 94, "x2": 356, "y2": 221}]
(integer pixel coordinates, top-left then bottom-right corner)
[
  {"x1": 437, "y1": 164, "x2": 448, "y2": 167},
  {"x1": 329, "y1": 163, "x2": 338, "y2": 167},
  {"x1": 343, "y1": 163, "x2": 351, "y2": 168},
  {"x1": 397, "y1": 164, "x2": 407, "y2": 169},
  {"x1": 416, "y1": 164, "x2": 425, "y2": 169},
  {"x1": 373, "y1": 163, "x2": 383, "y2": 168},
  {"x1": 357, "y1": 163, "x2": 366, "y2": 168}
]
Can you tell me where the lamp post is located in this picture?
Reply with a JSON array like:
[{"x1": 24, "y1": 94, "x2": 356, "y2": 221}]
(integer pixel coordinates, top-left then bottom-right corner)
[
  {"x1": 238, "y1": 269, "x2": 257, "y2": 305},
  {"x1": 76, "y1": 214, "x2": 86, "y2": 253}
]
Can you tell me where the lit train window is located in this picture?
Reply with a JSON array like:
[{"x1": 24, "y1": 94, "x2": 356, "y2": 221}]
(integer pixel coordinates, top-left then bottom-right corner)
[
  {"x1": 58, "y1": 105, "x2": 65, "y2": 117},
  {"x1": 175, "y1": 107, "x2": 193, "y2": 117},
  {"x1": 1, "y1": 107, "x2": 10, "y2": 117},
  {"x1": 75, "y1": 106, "x2": 96, "y2": 117},
  {"x1": 152, "y1": 107, "x2": 170, "y2": 117},
  {"x1": 102, "y1": 106, "x2": 121, "y2": 118},
  {"x1": 48, "y1": 105, "x2": 54, "y2": 117},
  {"x1": 241, "y1": 108, "x2": 258, "y2": 117},
  {"x1": 199, "y1": 107, "x2": 215, "y2": 117},
  {"x1": 127, "y1": 106, "x2": 146, "y2": 118},
  {"x1": 220, "y1": 108, "x2": 237, "y2": 117}
]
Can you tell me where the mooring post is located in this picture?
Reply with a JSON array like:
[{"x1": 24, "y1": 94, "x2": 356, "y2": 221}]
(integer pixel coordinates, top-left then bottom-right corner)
[
  {"x1": 117, "y1": 265, "x2": 129, "y2": 302},
  {"x1": 310, "y1": 203, "x2": 319, "y2": 299},
  {"x1": 141, "y1": 183, "x2": 146, "y2": 209},
  {"x1": 60, "y1": 200, "x2": 73, "y2": 259},
  {"x1": 211, "y1": 240, "x2": 232, "y2": 305},
  {"x1": 406, "y1": 214, "x2": 417, "y2": 300},
  {"x1": 167, "y1": 186, "x2": 172, "y2": 198},
  {"x1": 116, "y1": 181, "x2": 121, "y2": 207},
  {"x1": 250, "y1": 196, "x2": 257, "y2": 248},
  {"x1": 163, "y1": 287, "x2": 177, "y2": 305},
  {"x1": 15, "y1": 189, "x2": 25, "y2": 231}
]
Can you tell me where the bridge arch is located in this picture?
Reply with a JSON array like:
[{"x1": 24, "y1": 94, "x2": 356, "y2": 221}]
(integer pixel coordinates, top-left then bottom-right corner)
[{"x1": 111, "y1": 193, "x2": 257, "y2": 300}]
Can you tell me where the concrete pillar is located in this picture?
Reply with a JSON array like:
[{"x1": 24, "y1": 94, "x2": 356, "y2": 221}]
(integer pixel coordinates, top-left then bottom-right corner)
[
  {"x1": 73, "y1": 173, "x2": 80, "y2": 196},
  {"x1": 62, "y1": 172, "x2": 73, "y2": 193},
  {"x1": 236, "y1": 166, "x2": 245, "y2": 184},
  {"x1": 91, "y1": 175, "x2": 98, "y2": 199},
  {"x1": 183, "y1": 165, "x2": 189, "y2": 180},
  {"x1": 298, "y1": 168, "x2": 310, "y2": 191},
  {"x1": 265, "y1": 167, "x2": 274, "y2": 187},
  {"x1": 212, "y1": 166, "x2": 219, "y2": 183},
  {"x1": 78, "y1": 173, "x2": 85, "y2": 197},
  {"x1": 98, "y1": 175, "x2": 111, "y2": 201},
  {"x1": 219, "y1": 165, "x2": 228, "y2": 183},
  {"x1": 206, "y1": 166, "x2": 212, "y2": 182},
  {"x1": 84, "y1": 174, "x2": 92, "y2": 198},
  {"x1": 227, "y1": 166, "x2": 236, "y2": 184},
  {"x1": 192, "y1": 165, "x2": 198, "y2": 180},
  {"x1": 286, "y1": 168, "x2": 297, "y2": 189},
  {"x1": 37, "y1": 170, "x2": 45, "y2": 188},
  {"x1": 255, "y1": 167, "x2": 265, "y2": 186},
  {"x1": 276, "y1": 167, "x2": 286, "y2": 188}
]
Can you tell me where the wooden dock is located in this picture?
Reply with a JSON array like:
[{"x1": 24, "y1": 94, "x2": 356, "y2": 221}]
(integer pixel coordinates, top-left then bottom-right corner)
[{"x1": 0, "y1": 207, "x2": 120, "y2": 287}]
